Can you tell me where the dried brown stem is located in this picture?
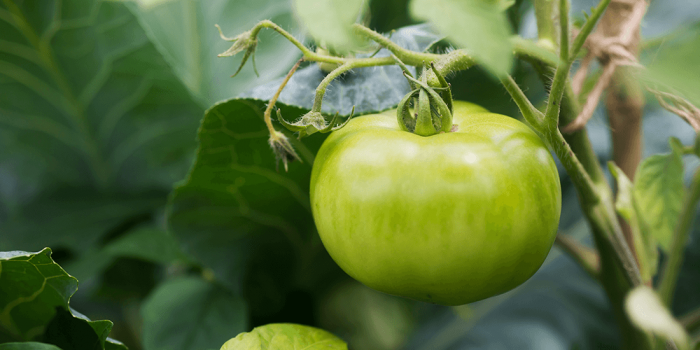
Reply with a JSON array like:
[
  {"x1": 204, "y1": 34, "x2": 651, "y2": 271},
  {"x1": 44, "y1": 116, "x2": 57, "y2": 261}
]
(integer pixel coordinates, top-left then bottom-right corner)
[
  {"x1": 650, "y1": 89, "x2": 700, "y2": 131},
  {"x1": 564, "y1": 61, "x2": 618, "y2": 133},
  {"x1": 572, "y1": 51, "x2": 595, "y2": 95}
]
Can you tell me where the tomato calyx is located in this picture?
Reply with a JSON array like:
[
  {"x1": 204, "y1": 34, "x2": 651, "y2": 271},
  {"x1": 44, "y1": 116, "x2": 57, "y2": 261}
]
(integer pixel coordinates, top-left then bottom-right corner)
[
  {"x1": 216, "y1": 25, "x2": 258, "y2": 77},
  {"x1": 268, "y1": 128, "x2": 301, "y2": 172},
  {"x1": 277, "y1": 107, "x2": 355, "y2": 138},
  {"x1": 397, "y1": 63, "x2": 454, "y2": 136}
]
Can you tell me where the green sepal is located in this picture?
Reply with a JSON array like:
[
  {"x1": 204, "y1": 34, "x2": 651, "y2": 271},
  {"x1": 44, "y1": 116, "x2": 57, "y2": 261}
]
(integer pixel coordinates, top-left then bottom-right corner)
[
  {"x1": 397, "y1": 89, "x2": 419, "y2": 132},
  {"x1": 277, "y1": 107, "x2": 355, "y2": 138},
  {"x1": 403, "y1": 72, "x2": 453, "y2": 133},
  {"x1": 430, "y1": 62, "x2": 453, "y2": 115},
  {"x1": 216, "y1": 25, "x2": 259, "y2": 77},
  {"x1": 268, "y1": 129, "x2": 301, "y2": 172}
]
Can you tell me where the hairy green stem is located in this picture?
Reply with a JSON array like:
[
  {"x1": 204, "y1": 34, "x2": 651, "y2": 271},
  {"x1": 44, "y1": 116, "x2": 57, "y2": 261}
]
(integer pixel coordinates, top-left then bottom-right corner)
[
  {"x1": 500, "y1": 76, "x2": 545, "y2": 129},
  {"x1": 571, "y1": 0, "x2": 612, "y2": 58},
  {"x1": 658, "y1": 168, "x2": 700, "y2": 305},
  {"x1": 311, "y1": 56, "x2": 394, "y2": 112}
]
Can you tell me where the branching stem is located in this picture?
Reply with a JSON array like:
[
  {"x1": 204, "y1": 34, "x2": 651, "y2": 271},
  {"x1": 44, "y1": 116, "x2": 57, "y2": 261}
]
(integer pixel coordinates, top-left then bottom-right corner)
[{"x1": 264, "y1": 59, "x2": 303, "y2": 135}]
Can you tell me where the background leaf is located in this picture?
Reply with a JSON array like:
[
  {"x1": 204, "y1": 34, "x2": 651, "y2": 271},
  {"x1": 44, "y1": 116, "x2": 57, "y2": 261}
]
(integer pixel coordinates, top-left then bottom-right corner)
[
  {"x1": 240, "y1": 24, "x2": 444, "y2": 116},
  {"x1": 128, "y1": 0, "x2": 303, "y2": 107},
  {"x1": 141, "y1": 276, "x2": 247, "y2": 350},
  {"x1": 0, "y1": 0, "x2": 202, "y2": 251},
  {"x1": 409, "y1": 0, "x2": 513, "y2": 76},
  {"x1": 640, "y1": 25, "x2": 700, "y2": 106},
  {"x1": 220, "y1": 323, "x2": 347, "y2": 350},
  {"x1": 0, "y1": 343, "x2": 63, "y2": 350},
  {"x1": 292, "y1": 0, "x2": 365, "y2": 52}
]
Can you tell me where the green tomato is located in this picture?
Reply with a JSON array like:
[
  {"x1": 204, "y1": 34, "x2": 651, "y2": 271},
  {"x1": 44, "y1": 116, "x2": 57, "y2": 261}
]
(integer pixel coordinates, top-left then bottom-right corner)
[{"x1": 310, "y1": 101, "x2": 561, "y2": 306}]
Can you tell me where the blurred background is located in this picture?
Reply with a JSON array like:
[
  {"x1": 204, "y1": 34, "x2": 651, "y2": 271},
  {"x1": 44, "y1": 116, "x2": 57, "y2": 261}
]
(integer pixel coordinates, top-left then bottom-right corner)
[{"x1": 1, "y1": 0, "x2": 699, "y2": 349}]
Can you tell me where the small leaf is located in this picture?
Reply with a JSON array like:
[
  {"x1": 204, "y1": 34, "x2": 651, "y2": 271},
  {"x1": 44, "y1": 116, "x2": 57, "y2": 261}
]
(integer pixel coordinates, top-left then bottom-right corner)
[
  {"x1": 633, "y1": 141, "x2": 685, "y2": 252},
  {"x1": 142, "y1": 276, "x2": 247, "y2": 350},
  {"x1": 293, "y1": 0, "x2": 366, "y2": 52},
  {"x1": 609, "y1": 162, "x2": 658, "y2": 281},
  {"x1": 0, "y1": 249, "x2": 127, "y2": 348},
  {"x1": 409, "y1": 0, "x2": 513, "y2": 76},
  {"x1": 625, "y1": 286, "x2": 689, "y2": 350},
  {"x1": 220, "y1": 323, "x2": 348, "y2": 350}
]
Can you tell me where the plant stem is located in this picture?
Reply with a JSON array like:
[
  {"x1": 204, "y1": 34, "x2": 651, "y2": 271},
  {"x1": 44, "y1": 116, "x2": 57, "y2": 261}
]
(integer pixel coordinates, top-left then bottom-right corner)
[
  {"x1": 500, "y1": 76, "x2": 545, "y2": 129},
  {"x1": 533, "y1": 0, "x2": 557, "y2": 47},
  {"x1": 571, "y1": 0, "x2": 613, "y2": 58},
  {"x1": 311, "y1": 57, "x2": 394, "y2": 113},
  {"x1": 555, "y1": 233, "x2": 600, "y2": 278},
  {"x1": 264, "y1": 59, "x2": 303, "y2": 135},
  {"x1": 658, "y1": 168, "x2": 700, "y2": 305}
]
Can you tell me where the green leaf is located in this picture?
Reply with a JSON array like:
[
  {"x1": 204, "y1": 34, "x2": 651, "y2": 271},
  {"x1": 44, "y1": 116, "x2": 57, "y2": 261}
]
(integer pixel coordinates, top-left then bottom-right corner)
[
  {"x1": 293, "y1": 0, "x2": 366, "y2": 52},
  {"x1": 61, "y1": 225, "x2": 190, "y2": 281},
  {"x1": 633, "y1": 141, "x2": 685, "y2": 252},
  {"x1": 609, "y1": 162, "x2": 658, "y2": 285},
  {"x1": 141, "y1": 276, "x2": 247, "y2": 350},
  {"x1": 0, "y1": 248, "x2": 78, "y2": 342},
  {"x1": 409, "y1": 0, "x2": 513, "y2": 76},
  {"x1": 641, "y1": 25, "x2": 700, "y2": 107},
  {"x1": 0, "y1": 343, "x2": 63, "y2": 350},
  {"x1": 241, "y1": 24, "x2": 444, "y2": 116},
  {"x1": 220, "y1": 323, "x2": 348, "y2": 350},
  {"x1": 0, "y1": 0, "x2": 202, "y2": 249},
  {"x1": 0, "y1": 249, "x2": 126, "y2": 349},
  {"x1": 42, "y1": 308, "x2": 103, "y2": 350},
  {"x1": 128, "y1": 0, "x2": 303, "y2": 106},
  {"x1": 625, "y1": 286, "x2": 690, "y2": 350},
  {"x1": 0, "y1": 190, "x2": 165, "y2": 252},
  {"x1": 167, "y1": 98, "x2": 323, "y2": 291}
]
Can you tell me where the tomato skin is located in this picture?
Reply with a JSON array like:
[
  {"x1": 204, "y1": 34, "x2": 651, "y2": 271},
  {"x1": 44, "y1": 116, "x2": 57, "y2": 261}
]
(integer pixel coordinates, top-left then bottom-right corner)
[{"x1": 310, "y1": 101, "x2": 561, "y2": 306}]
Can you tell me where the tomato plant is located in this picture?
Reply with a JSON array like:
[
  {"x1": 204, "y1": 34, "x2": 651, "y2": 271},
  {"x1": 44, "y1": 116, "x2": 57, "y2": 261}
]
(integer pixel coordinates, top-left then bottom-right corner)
[
  {"x1": 311, "y1": 101, "x2": 561, "y2": 305},
  {"x1": 2, "y1": 0, "x2": 700, "y2": 350}
]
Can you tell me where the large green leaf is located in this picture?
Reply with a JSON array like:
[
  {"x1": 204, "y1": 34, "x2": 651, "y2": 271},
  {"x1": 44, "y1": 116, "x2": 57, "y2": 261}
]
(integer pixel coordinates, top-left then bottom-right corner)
[
  {"x1": 220, "y1": 323, "x2": 347, "y2": 350},
  {"x1": 0, "y1": 0, "x2": 202, "y2": 249},
  {"x1": 0, "y1": 190, "x2": 164, "y2": 252},
  {"x1": 240, "y1": 24, "x2": 444, "y2": 116},
  {"x1": 167, "y1": 98, "x2": 324, "y2": 291},
  {"x1": 61, "y1": 225, "x2": 189, "y2": 281},
  {"x1": 634, "y1": 142, "x2": 685, "y2": 252},
  {"x1": 129, "y1": 0, "x2": 303, "y2": 107},
  {"x1": 0, "y1": 249, "x2": 125, "y2": 349},
  {"x1": 409, "y1": 0, "x2": 513, "y2": 76},
  {"x1": 141, "y1": 276, "x2": 247, "y2": 350},
  {"x1": 293, "y1": 0, "x2": 365, "y2": 52}
]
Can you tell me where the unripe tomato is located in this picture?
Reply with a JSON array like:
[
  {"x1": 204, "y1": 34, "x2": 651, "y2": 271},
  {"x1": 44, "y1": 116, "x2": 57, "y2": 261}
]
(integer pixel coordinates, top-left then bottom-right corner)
[{"x1": 310, "y1": 101, "x2": 561, "y2": 305}]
